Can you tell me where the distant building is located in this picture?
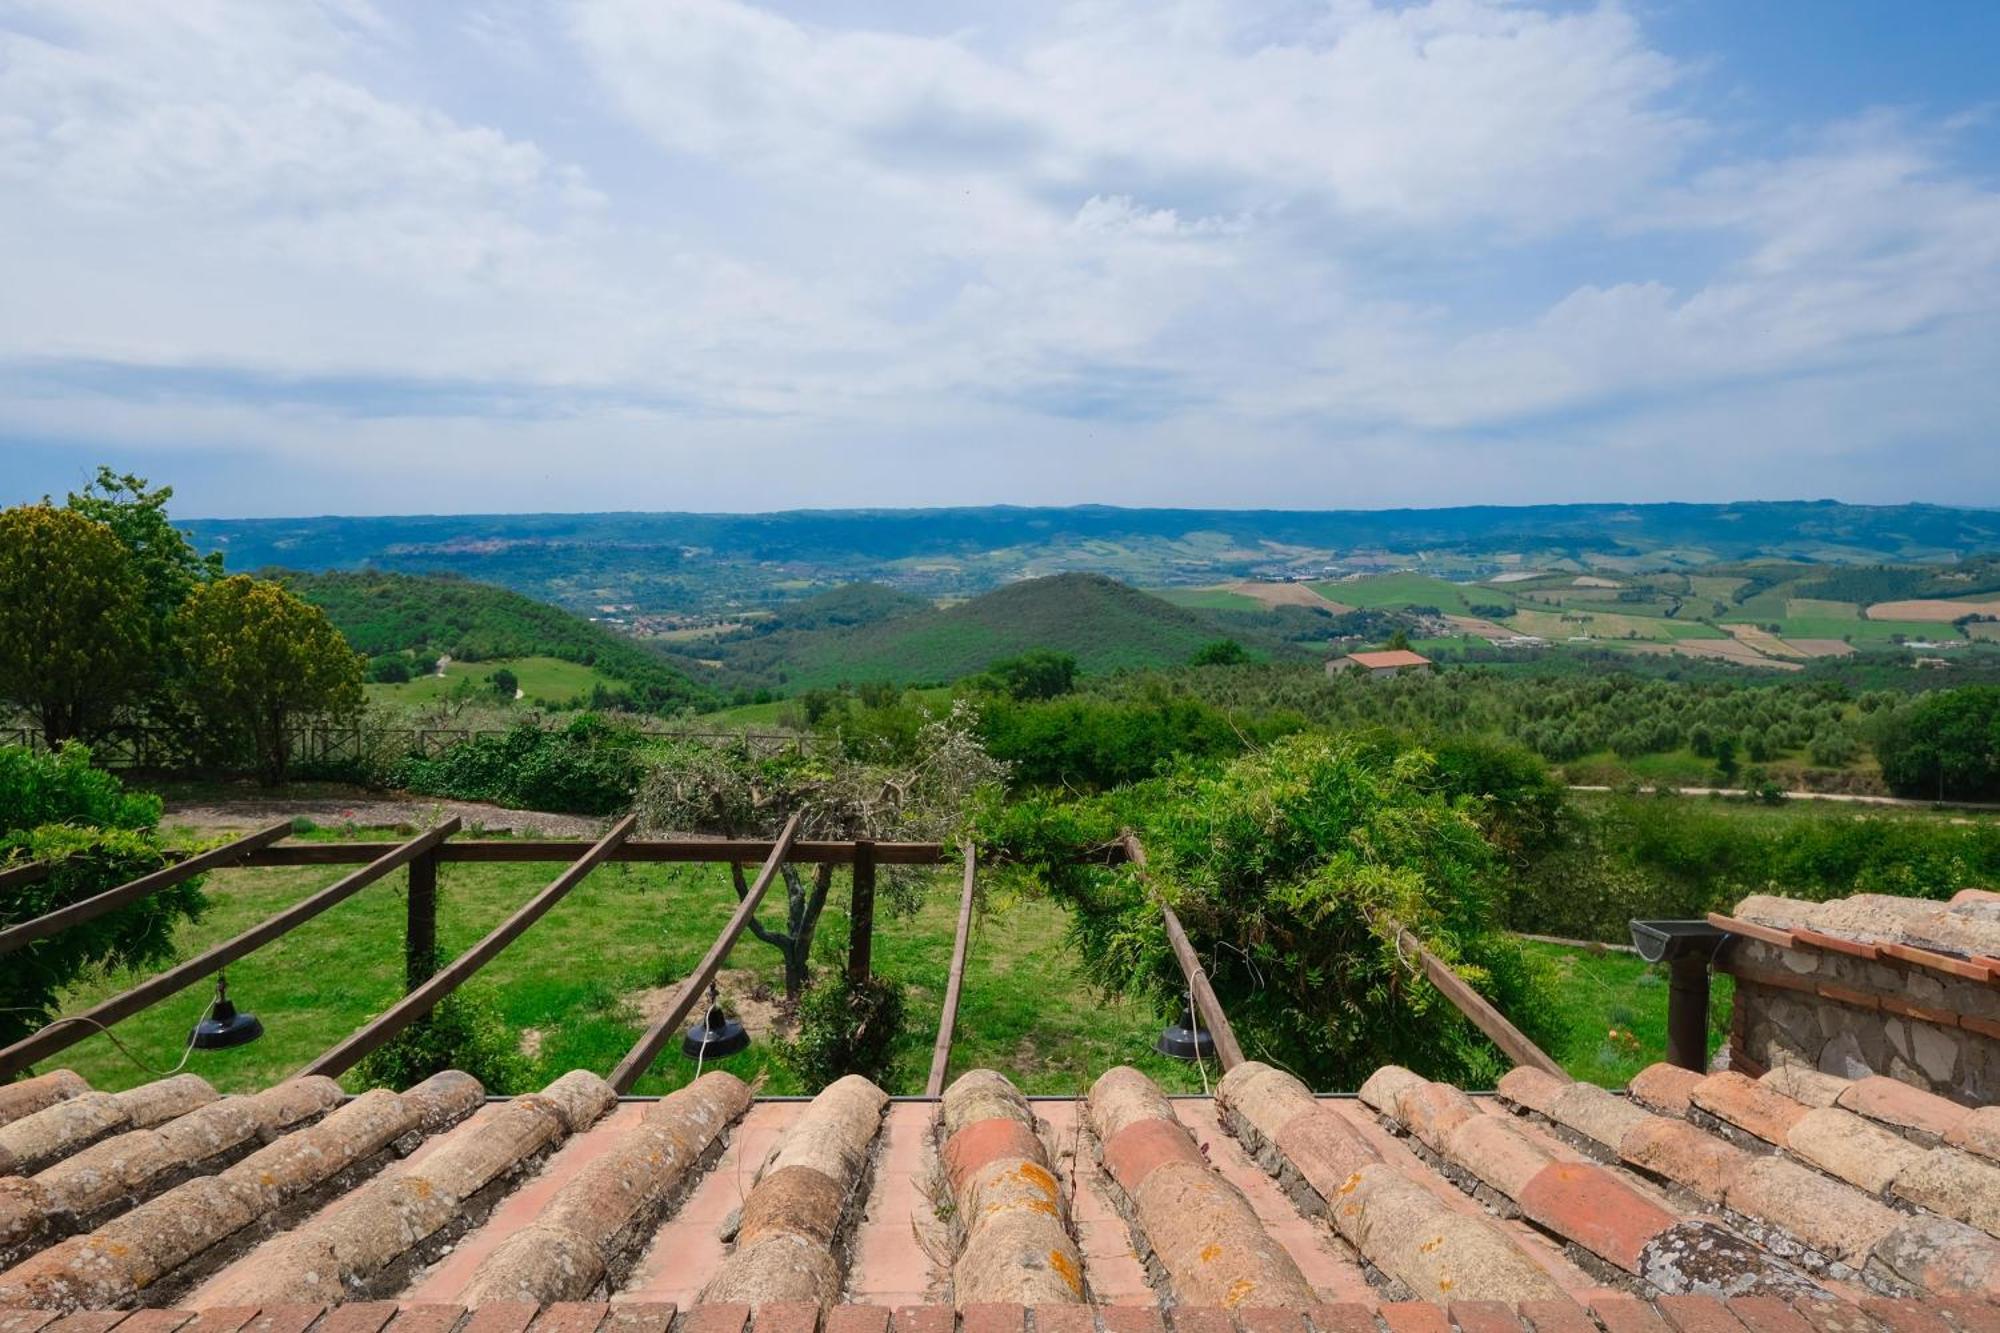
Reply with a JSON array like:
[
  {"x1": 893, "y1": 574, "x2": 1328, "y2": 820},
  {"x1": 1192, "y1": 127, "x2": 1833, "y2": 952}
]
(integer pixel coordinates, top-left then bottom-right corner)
[{"x1": 1330, "y1": 648, "x2": 1434, "y2": 678}]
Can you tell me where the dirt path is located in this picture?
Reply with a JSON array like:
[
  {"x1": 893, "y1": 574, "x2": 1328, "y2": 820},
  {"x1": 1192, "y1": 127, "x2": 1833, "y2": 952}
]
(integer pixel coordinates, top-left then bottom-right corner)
[{"x1": 162, "y1": 794, "x2": 611, "y2": 837}]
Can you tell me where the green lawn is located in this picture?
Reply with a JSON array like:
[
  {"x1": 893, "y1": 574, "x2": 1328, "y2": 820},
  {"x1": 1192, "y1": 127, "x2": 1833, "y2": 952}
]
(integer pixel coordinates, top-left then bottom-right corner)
[
  {"x1": 1312, "y1": 573, "x2": 1511, "y2": 616},
  {"x1": 366, "y1": 656, "x2": 612, "y2": 709},
  {"x1": 43, "y1": 827, "x2": 1204, "y2": 1099},
  {"x1": 1522, "y1": 939, "x2": 1733, "y2": 1086}
]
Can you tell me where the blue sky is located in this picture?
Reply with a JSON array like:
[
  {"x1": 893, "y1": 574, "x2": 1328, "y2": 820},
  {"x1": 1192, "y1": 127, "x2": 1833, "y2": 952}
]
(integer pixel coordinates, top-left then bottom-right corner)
[{"x1": 1, "y1": 0, "x2": 1996, "y2": 517}]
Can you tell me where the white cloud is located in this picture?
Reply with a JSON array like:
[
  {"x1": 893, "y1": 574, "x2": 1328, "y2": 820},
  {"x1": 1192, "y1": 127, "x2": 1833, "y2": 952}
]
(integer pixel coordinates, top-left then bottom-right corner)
[{"x1": 0, "y1": 0, "x2": 1995, "y2": 512}]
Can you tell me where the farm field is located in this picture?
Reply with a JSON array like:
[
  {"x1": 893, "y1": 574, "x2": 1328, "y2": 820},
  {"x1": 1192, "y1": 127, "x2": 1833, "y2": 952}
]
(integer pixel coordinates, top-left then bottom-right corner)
[
  {"x1": 1507, "y1": 607, "x2": 1722, "y2": 642},
  {"x1": 1312, "y1": 572, "x2": 1512, "y2": 615},
  {"x1": 48, "y1": 825, "x2": 1207, "y2": 1099},
  {"x1": 1868, "y1": 597, "x2": 2000, "y2": 621},
  {"x1": 365, "y1": 655, "x2": 610, "y2": 708}
]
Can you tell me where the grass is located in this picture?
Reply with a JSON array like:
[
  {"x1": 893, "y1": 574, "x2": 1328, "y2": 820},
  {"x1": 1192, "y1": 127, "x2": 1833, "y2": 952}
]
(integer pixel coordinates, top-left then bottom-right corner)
[
  {"x1": 366, "y1": 656, "x2": 612, "y2": 708},
  {"x1": 1522, "y1": 939, "x2": 1733, "y2": 1086},
  {"x1": 1768, "y1": 615, "x2": 1965, "y2": 644},
  {"x1": 1312, "y1": 573, "x2": 1509, "y2": 616},
  {"x1": 1151, "y1": 588, "x2": 1266, "y2": 612},
  {"x1": 44, "y1": 826, "x2": 1204, "y2": 1099}
]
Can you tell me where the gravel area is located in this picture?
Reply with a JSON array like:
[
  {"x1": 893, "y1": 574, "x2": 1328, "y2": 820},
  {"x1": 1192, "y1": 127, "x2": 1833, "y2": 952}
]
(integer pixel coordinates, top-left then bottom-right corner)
[{"x1": 162, "y1": 795, "x2": 611, "y2": 838}]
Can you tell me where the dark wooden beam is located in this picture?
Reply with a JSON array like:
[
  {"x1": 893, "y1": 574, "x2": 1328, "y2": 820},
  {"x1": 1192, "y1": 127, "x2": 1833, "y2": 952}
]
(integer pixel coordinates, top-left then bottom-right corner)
[
  {"x1": 846, "y1": 839, "x2": 876, "y2": 985},
  {"x1": 300, "y1": 814, "x2": 639, "y2": 1079},
  {"x1": 0, "y1": 861, "x2": 51, "y2": 893},
  {"x1": 404, "y1": 848, "x2": 440, "y2": 992},
  {"x1": 1123, "y1": 832, "x2": 1246, "y2": 1070},
  {"x1": 1384, "y1": 917, "x2": 1567, "y2": 1080},
  {"x1": 608, "y1": 812, "x2": 802, "y2": 1093},
  {"x1": 0, "y1": 821, "x2": 294, "y2": 958},
  {"x1": 925, "y1": 843, "x2": 979, "y2": 1097},
  {"x1": 240, "y1": 837, "x2": 947, "y2": 867},
  {"x1": 0, "y1": 820, "x2": 459, "y2": 1080}
]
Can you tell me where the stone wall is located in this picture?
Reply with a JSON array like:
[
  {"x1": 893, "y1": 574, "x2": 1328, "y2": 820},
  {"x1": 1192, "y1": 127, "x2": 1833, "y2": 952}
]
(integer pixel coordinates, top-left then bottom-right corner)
[{"x1": 1721, "y1": 935, "x2": 2000, "y2": 1105}]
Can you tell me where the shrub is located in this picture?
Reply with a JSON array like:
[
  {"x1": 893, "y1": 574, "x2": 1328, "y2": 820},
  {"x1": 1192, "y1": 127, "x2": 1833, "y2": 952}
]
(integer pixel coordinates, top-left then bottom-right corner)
[
  {"x1": 351, "y1": 979, "x2": 530, "y2": 1094},
  {"x1": 393, "y1": 715, "x2": 644, "y2": 814},
  {"x1": 775, "y1": 973, "x2": 906, "y2": 1091},
  {"x1": 981, "y1": 733, "x2": 1555, "y2": 1089},
  {"x1": 0, "y1": 744, "x2": 203, "y2": 1047},
  {"x1": 1875, "y1": 686, "x2": 2000, "y2": 800}
]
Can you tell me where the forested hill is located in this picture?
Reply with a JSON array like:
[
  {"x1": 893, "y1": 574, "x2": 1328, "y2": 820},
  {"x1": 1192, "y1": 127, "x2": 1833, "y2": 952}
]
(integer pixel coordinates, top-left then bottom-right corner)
[
  {"x1": 686, "y1": 573, "x2": 1304, "y2": 689},
  {"x1": 280, "y1": 570, "x2": 712, "y2": 711}
]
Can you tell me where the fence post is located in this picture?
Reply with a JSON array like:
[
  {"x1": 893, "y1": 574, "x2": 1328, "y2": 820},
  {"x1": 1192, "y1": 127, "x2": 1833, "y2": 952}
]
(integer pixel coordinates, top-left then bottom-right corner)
[
  {"x1": 847, "y1": 839, "x2": 876, "y2": 984},
  {"x1": 406, "y1": 850, "x2": 440, "y2": 991}
]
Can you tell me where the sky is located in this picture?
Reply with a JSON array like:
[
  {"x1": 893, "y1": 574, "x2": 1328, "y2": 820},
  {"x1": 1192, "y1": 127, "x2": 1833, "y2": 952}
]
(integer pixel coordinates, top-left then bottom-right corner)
[{"x1": 1, "y1": 0, "x2": 1997, "y2": 517}]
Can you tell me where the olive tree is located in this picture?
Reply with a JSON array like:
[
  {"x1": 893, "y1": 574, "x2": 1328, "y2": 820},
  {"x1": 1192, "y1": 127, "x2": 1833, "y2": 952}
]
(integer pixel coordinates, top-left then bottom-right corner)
[
  {"x1": 0, "y1": 504, "x2": 151, "y2": 745},
  {"x1": 636, "y1": 701, "x2": 1005, "y2": 1000},
  {"x1": 175, "y1": 576, "x2": 365, "y2": 784}
]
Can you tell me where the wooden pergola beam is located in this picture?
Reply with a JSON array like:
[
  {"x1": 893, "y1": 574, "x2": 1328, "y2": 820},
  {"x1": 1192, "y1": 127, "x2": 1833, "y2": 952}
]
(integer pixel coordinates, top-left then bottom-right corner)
[
  {"x1": 301, "y1": 814, "x2": 639, "y2": 1079},
  {"x1": 0, "y1": 821, "x2": 294, "y2": 959},
  {"x1": 924, "y1": 843, "x2": 979, "y2": 1097},
  {"x1": 608, "y1": 812, "x2": 803, "y2": 1093},
  {"x1": 1382, "y1": 917, "x2": 1567, "y2": 1080},
  {"x1": 240, "y1": 837, "x2": 946, "y2": 867},
  {"x1": 1122, "y1": 832, "x2": 1246, "y2": 1070},
  {"x1": 0, "y1": 819, "x2": 459, "y2": 1080}
]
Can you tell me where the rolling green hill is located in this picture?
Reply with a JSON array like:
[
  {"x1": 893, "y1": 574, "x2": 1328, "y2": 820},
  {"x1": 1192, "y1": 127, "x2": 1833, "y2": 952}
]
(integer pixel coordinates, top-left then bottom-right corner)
[
  {"x1": 281, "y1": 570, "x2": 713, "y2": 713},
  {"x1": 692, "y1": 573, "x2": 1299, "y2": 689}
]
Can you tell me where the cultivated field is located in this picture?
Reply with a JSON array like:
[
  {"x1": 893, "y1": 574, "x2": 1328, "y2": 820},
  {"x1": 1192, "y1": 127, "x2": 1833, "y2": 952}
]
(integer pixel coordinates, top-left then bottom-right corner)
[{"x1": 1868, "y1": 597, "x2": 2000, "y2": 622}]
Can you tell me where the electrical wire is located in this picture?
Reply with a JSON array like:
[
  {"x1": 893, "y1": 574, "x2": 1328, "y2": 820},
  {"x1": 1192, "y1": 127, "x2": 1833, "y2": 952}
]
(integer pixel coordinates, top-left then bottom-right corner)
[{"x1": 1, "y1": 992, "x2": 218, "y2": 1080}]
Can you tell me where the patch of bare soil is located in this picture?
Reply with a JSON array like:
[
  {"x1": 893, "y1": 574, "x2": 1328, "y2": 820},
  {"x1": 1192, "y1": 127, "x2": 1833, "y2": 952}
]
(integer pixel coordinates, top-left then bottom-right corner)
[
  {"x1": 1867, "y1": 598, "x2": 2000, "y2": 622},
  {"x1": 162, "y1": 795, "x2": 608, "y2": 839},
  {"x1": 628, "y1": 967, "x2": 791, "y2": 1041}
]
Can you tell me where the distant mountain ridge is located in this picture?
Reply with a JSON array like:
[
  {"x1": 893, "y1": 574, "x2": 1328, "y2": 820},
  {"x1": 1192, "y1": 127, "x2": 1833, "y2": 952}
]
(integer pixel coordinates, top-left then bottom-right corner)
[{"x1": 186, "y1": 501, "x2": 2000, "y2": 614}]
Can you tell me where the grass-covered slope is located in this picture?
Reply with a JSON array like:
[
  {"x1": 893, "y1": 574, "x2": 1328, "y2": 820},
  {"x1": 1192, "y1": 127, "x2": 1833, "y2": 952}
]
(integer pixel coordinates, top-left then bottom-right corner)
[
  {"x1": 281, "y1": 570, "x2": 713, "y2": 711},
  {"x1": 750, "y1": 574, "x2": 1291, "y2": 687}
]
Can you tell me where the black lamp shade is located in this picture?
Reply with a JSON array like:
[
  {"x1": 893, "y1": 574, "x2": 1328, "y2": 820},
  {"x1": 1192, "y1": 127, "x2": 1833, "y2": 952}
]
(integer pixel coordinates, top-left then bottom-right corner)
[
  {"x1": 682, "y1": 1002, "x2": 749, "y2": 1059},
  {"x1": 1156, "y1": 1000, "x2": 1216, "y2": 1061},
  {"x1": 192, "y1": 997, "x2": 263, "y2": 1050}
]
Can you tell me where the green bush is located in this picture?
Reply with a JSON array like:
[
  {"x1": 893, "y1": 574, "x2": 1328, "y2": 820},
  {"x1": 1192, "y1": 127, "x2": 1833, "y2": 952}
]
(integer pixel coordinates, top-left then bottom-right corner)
[
  {"x1": 351, "y1": 980, "x2": 530, "y2": 1094},
  {"x1": 392, "y1": 715, "x2": 643, "y2": 814},
  {"x1": 981, "y1": 733, "x2": 1555, "y2": 1089},
  {"x1": 775, "y1": 974, "x2": 906, "y2": 1091},
  {"x1": 1505, "y1": 793, "x2": 2000, "y2": 941},
  {"x1": 1, "y1": 744, "x2": 204, "y2": 1048},
  {"x1": 1875, "y1": 686, "x2": 2000, "y2": 800}
]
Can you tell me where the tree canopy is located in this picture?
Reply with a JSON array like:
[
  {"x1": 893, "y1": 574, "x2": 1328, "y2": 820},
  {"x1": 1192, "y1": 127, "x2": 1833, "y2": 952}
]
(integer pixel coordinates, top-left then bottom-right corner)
[
  {"x1": 175, "y1": 576, "x2": 365, "y2": 784},
  {"x1": 0, "y1": 505, "x2": 152, "y2": 745}
]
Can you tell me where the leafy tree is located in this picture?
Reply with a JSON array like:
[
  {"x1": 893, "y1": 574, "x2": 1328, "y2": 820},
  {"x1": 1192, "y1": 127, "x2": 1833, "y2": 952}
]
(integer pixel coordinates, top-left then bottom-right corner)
[
  {"x1": 0, "y1": 505, "x2": 152, "y2": 745},
  {"x1": 490, "y1": 667, "x2": 520, "y2": 700},
  {"x1": 65, "y1": 469, "x2": 222, "y2": 624},
  {"x1": 982, "y1": 649, "x2": 1078, "y2": 701},
  {"x1": 174, "y1": 576, "x2": 365, "y2": 784},
  {"x1": 1386, "y1": 629, "x2": 1413, "y2": 652},
  {"x1": 1876, "y1": 687, "x2": 2000, "y2": 800},
  {"x1": 1, "y1": 744, "x2": 206, "y2": 1047},
  {"x1": 1190, "y1": 639, "x2": 1249, "y2": 667},
  {"x1": 1711, "y1": 735, "x2": 1741, "y2": 784},
  {"x1": 638, "y1": 702, "x2": 1005, "y2": 1000},
  {"x1": 980, "y1": 733, "x2": 1553, "y2": 1089}
]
